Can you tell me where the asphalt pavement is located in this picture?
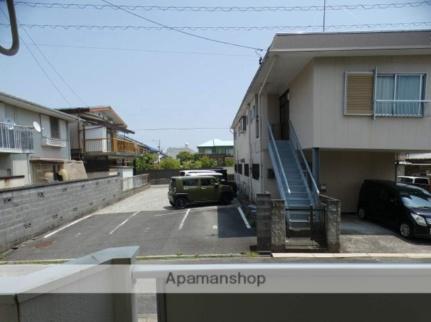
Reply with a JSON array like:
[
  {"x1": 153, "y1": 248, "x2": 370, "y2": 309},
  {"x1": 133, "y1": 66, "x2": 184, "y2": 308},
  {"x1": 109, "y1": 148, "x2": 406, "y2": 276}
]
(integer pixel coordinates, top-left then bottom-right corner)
[{"x1": 4, "y1": 185, "x2": 255, "y2": 261}]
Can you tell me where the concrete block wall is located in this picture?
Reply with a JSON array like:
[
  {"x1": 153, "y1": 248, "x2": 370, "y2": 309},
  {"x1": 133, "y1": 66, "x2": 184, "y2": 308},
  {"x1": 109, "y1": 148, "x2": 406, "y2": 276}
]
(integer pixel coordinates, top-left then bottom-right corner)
[{"x1": 0, "y1": 175, "x2": 149, "y2": 253}]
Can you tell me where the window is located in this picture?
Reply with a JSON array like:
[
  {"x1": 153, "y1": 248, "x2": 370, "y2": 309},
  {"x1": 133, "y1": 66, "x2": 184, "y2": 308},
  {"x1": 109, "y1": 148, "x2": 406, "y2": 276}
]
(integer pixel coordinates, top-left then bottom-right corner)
[
  {"x1": 240, "y1": 116, "x2": 247, "y2": 132},
  {"x1": 267, "y1": 168, "x2": 275, "y2": 179},
  {"x1": 237, "y1": 163, "x2": 243, "y2": 175},
  {"x1": 344, "y1": 72, "x2": 374, "y2": 115},
  {"x1": 50, "y1": 117, "x2": 60, "y2": 139},
  {"x1": 252, "y1": 164, "x2": 260, "y2": 180},
  {"x1": 399, "y1": 177, "x2": 413, "y2": 184},
  {"x1": 375, "y1": 74, "x2": 425, "y2": 117},
  {"x1": 244, "y1": 164, "x2": 249, "y2": 177},
  {"x1": 183, "y1": 179, "x2": 199, "y2": 187},
  {"x1": 200, "y1": 178, "x2": 215, "y2": 186}
]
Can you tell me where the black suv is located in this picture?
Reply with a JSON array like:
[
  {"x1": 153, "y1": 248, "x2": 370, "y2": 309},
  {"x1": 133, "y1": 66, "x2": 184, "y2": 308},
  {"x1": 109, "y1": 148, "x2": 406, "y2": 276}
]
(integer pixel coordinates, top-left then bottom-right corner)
[{"x1": 357, "y1": 180, "x2": 431, "y2": 239}]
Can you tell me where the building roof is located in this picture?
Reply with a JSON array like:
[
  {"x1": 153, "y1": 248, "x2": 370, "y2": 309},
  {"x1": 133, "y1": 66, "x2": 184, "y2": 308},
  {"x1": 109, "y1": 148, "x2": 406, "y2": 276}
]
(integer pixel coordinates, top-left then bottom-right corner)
[
  {"x1": 0, "y1": 91, "x2": 78, "y2": 121},
  {"x1": 198, "y1": 139, "x2": 234, "y2": 148},
  {"x1": 405, "y1": 153, "x2": 431, "y2": 160},
  {"x1": 231, "y1": 29, "x2": 431, "y2": 128},
  {"x1": 165, "y1": 146, "x2": 195, "y2": 158}
]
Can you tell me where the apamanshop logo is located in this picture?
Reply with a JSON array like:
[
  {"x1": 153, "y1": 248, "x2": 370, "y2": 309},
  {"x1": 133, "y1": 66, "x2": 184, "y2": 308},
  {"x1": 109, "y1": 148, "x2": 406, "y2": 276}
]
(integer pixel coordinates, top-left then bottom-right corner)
[{"x1": 166, "y1": 272, "x2": 266, "y2": 287}]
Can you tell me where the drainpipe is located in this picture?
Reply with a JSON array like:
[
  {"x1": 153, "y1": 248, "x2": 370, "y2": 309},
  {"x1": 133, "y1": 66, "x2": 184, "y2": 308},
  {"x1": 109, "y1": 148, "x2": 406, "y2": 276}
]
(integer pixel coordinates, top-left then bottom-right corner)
[{"x1": 257, "y1": 55, "x2": 277, "y2": 196}]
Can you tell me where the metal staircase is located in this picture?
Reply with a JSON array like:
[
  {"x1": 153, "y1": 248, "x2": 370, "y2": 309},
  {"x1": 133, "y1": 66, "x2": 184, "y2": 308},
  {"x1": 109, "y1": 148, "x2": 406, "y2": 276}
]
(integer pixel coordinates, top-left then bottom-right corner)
[{"x1": 267, "y1": 121, "x2": 320, "y2": 235}]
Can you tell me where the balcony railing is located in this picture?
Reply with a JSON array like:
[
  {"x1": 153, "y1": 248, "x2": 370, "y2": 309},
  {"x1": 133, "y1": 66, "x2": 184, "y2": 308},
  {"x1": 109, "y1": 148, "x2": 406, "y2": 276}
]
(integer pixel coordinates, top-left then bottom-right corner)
[
  {"x1": 375, "y1": 100, "x2": 430, "y2": 117},
  {"x1": 84, "y1": 137, "x2": 138, "y2": 154},
  {"x1": 0, "y1": 122, "x2": 34, "y2": 153}
]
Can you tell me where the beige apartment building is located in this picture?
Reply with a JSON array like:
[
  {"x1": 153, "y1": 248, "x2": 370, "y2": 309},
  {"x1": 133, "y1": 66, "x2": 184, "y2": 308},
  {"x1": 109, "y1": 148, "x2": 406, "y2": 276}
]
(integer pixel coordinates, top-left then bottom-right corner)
[{"x1": 231, "y1": 30, "x2": 431, "y2": 228}]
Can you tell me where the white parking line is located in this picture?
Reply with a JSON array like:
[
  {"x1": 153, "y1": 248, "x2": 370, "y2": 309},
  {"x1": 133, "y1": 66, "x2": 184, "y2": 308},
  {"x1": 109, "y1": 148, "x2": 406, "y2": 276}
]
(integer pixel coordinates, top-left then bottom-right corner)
[
  {"x1": 178, "y1": 209, "x2": 191, "y2": 230},
  {"x1": 109, "y1": 211, "x2": 139, "y2": 235},
  {"x1": 237, "y1": 206, "x2": 251, "y2": 229},
  {"x1": 44, "y1": 214, "x2": 94, "y2": 239}
]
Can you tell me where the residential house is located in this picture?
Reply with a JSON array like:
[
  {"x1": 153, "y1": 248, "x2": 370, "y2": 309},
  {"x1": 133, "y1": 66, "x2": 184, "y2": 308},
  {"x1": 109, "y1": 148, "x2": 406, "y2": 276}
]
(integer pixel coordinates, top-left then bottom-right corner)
[
  {"x1": 0, "y1": 92, "x2": 77, "y2": 188},
  {"x1": 231, "y1": 30, "x2": 431, "y2": 234},
  {"x1": 165, "y1": 144, "x2": 195, "y2": 159},
  {"x1": 59, "y1": 106, "x2": 142, "y2": 175},
  {"x1": 197, "y1": 138, "x2": 234, "y2": 166}
]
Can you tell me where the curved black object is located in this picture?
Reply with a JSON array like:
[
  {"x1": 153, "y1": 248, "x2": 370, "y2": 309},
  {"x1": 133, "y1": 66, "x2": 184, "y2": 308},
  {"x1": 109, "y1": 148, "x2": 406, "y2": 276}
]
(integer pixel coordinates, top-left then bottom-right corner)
[{"x1": 0, "y1": 0, "x2": 19, "y2": 56}]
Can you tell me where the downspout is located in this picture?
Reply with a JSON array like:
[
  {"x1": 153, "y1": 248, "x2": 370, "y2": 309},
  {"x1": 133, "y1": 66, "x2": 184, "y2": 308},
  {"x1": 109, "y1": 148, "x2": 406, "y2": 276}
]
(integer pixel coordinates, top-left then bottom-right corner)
[{"x1": 258, "y1": 55, "x2": 277, "y2": 196}]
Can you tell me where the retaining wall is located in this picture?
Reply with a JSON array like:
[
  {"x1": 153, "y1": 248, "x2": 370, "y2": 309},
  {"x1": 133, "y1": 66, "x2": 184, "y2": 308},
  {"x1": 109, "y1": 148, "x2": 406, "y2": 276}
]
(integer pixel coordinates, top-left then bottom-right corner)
[{"x1": 0, "y1": 174, "x2": 149, "y2": 253}]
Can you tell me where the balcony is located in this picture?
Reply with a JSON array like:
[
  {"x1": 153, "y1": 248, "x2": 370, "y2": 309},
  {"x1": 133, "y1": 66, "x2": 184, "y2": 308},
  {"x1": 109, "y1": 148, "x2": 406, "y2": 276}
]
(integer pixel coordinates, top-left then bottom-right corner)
[
  {"x1": 375, "y1": 100, "x2": 429, "y2": 117},
  {"x1": 84, "y1": 137, "x2": 138, "y2": 154},
  {"x1": 0, "y1": 122, "x2": 34, "y2": 153}
]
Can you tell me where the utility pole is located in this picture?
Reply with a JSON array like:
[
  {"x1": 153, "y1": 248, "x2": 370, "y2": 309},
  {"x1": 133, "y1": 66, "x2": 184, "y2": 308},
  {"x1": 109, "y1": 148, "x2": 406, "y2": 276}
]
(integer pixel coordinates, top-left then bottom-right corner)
[
  {"x1": 323, "y1": 0, "x2": 327, "y2": 32},
  {"x1": 158, "y1": 139, "x2": 161, "y2": 165}
]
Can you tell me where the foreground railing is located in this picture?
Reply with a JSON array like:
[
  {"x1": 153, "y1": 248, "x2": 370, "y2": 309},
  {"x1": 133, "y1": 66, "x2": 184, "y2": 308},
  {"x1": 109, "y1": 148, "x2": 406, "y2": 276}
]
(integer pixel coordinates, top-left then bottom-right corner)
[
  {"x1": 0, "y1": 122, "x2": 34, "y2": 152},
  {"x1": 267, "y1": 123, "x2": 290, "y2": 204},
  {"x1": 288, "y1": 121, "x2": 319, "y2": 206}
]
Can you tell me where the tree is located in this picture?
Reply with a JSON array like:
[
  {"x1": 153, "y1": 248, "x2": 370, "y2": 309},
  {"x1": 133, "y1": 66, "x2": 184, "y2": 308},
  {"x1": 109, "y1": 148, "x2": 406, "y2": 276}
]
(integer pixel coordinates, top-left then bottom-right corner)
[
  {"x1": 135, "y1": 153, "x2": 158, "y2": 171},
  {"x1": 199, "y1": 156, "x2": 217, "y2": 168},
  {"x1": 176, "y1": 151, "x2": 194, "y2": 164},
  {"x1": 224, "y1": 158, "x2": 235, "y2": 167},
  {"x1": 160, "y1": 157, "x2": 181, "y2": 169}
]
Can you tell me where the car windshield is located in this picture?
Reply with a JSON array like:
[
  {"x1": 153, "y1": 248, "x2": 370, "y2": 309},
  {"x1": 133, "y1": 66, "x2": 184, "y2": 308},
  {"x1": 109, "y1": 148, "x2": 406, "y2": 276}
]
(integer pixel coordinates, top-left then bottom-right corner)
[{"x1": 401, "y1": 191, "x2": 431, "y2": 208}]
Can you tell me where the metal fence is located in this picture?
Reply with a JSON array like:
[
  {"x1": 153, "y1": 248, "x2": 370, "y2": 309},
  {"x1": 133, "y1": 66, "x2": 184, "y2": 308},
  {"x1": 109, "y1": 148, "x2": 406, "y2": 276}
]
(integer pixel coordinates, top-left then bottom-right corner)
[{"x1": 0, "y1": 122, "x2": 34, "y2": 152}]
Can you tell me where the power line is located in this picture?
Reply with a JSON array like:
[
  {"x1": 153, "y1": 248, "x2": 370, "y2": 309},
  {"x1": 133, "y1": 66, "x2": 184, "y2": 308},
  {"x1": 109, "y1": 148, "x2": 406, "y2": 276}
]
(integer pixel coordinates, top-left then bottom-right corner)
[
  {"x1": 28, "y1": 43, "x2": 255, "y2": 57},
  {"x1": 99, "y1": 0, "x2": 263, "y2": 52},
  {"x1": 5, "y1": 21, "x2": 431, "y2": 32},
  {"x1": 14, "y1": 1, "x2": 431, "y2": 12},
  {"x1": 134, "y1": 128, "x2": 230, "y2": 131},
  {"x1": 0, "y1": 8, "x2": 71, "y2": 105},
  {"x1": 20, "y1": 28, "x2": 89, "y2": 107}
]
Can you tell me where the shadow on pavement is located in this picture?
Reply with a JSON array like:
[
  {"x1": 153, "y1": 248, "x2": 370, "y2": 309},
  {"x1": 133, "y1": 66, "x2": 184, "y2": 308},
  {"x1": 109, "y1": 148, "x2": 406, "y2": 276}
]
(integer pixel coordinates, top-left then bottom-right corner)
[{"x1": 217, "y1": 206, "x2": 255, "y2": 238}]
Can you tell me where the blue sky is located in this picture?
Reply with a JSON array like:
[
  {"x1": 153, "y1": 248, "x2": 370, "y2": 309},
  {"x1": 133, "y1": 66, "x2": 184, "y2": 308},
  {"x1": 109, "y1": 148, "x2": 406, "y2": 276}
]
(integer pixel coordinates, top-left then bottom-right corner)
[{"x1": 0, "y1": 0, "x2": 430, "y2": 151}]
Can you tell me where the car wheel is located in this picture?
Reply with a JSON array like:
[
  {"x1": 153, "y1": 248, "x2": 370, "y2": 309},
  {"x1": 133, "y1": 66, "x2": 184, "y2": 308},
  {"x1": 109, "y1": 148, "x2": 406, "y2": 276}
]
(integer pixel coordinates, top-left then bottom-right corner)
[
  {"x1": 399, "y1": 222, "x2": 413, "y2": 238},
  {"x1": 220, "y1": 193, "x2": 232, "y2": 205},
  {"x1": 174, "y1": 198, "x2": 187, "y2": 209},
  {"x1": 358, "y1": 208, "x2": 367, "y2": 220}
]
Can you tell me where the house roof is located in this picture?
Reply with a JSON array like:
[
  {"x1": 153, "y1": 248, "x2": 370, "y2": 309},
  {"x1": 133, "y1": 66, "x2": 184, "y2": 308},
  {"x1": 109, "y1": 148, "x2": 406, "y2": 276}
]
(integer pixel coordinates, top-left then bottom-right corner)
[
  {"x1": 231, "y1": 29, "x2": 431, "y2": 128},
  {"x1": 198, "y1": 139, "x2": 234, "y2": 148},
  {"x1": 0, "y1": 91, "x2": 77, "y2": 121},
  {"x1": 165, "y1": 146, "x2": 195, "y2": 158}
]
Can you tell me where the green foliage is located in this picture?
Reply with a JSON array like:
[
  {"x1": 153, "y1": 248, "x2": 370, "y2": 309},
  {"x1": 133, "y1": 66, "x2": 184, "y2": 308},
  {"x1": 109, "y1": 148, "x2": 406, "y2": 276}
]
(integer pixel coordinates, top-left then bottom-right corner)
[
  {"x1": 160, "y1": 157, "x2": 181, "y2": 170},
  {"x1": 135, "y1": 153, "x2": 158, "y2": 171},
  {"x1": 176, "y1": 151, "x2": 194, "y2": 163},
  {"x1": 224, "y1": 158, "x2": 235, "y2": 167},
  {"x1": 199, "y1": 156, "x2": 217, "y2": 168}
]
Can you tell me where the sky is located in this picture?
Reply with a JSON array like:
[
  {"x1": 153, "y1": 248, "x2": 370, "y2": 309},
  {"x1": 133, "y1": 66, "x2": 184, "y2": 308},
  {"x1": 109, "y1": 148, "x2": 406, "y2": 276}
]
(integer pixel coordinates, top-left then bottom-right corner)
[{"x1": 1, "y1": 0, "x2": 430, "y2": 151}]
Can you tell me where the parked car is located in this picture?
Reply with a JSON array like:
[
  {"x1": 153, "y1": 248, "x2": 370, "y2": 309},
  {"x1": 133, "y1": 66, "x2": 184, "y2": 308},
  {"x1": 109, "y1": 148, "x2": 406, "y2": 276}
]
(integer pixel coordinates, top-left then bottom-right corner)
[
  {"x1": 357, "y1": 180, "x2": 431, "y2": 239},
  {"x1": 398, "y1": 176, "x2": 431, "y2": 191},
  {"x1": 168, "y1": 176, "x2": 234, "y2": 209}
]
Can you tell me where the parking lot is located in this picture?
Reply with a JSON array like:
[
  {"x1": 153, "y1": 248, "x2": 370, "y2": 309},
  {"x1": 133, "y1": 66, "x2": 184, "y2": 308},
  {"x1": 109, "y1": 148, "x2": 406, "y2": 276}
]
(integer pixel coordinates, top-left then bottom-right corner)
[
  {"x1": 3, "y1": 185, "x2": 431, "y2": 261},
  {"x1": 4, "y1": 185, "x2": 255, "y2": 261}
]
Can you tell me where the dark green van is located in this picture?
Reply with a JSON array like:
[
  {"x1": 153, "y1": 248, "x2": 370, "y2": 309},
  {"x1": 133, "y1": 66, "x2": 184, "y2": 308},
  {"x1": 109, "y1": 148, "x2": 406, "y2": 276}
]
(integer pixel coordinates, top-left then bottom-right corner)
[{"x1": 168, "y1": 176, "x2": 234, "y2": 209}]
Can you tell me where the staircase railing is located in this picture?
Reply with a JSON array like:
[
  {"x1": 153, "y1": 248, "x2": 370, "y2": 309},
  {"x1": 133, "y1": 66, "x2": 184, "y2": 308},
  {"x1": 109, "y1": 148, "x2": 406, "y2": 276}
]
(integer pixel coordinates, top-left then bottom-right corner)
[
  {"x1": 267, "y1": 123, "x2": 291, "y2": 200},
  {"x1": 288, "y1": 120, "x2": 320, "y2": 205}
]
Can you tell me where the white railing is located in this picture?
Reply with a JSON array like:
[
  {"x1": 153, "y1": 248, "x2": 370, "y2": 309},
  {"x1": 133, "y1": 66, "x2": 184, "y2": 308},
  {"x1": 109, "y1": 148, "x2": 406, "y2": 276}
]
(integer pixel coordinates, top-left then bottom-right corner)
[
  {"x1": 85, "y1": 138, "x2": 110, "y2": 152},
  {"x1": 0, "y1": 122, "x2": 34, "y2": 152},
  {"x1": 42, "y1": 137, "x2": 67, "y2": 148},
  {"x1": 375, "y1": 100, "x2": 430, "y2": 117}
]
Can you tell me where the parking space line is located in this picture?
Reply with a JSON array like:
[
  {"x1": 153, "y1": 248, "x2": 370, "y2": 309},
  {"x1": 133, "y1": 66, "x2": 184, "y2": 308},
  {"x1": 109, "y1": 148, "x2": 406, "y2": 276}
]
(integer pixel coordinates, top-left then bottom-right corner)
[
  {"x1": 237, "y1": 206, "x2": 251, "y2": 229},
  {"x1": 44, "y1": 214, "x2": 94, "y2": 239},
  {"x1": 109, "y1": 211, "x2": 139, "y2": 235},
  {"x1": 178, "y1": 209, "x2": 191, "y2": 230}
]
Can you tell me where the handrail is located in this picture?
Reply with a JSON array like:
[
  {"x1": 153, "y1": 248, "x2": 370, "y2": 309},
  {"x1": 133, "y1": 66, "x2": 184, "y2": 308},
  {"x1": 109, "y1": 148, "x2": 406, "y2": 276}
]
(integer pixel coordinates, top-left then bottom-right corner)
[
  {"x1": 288, "y1": 121, "x2": 320, "y2": 201},
  {"x1": 267, "y1": 122, "x2": 291, "y2": 194}
]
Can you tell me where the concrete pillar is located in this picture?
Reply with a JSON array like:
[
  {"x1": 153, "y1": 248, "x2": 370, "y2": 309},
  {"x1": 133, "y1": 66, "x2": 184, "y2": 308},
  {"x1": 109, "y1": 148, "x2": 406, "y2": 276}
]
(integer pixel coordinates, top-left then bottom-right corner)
[
  {"x1": 312, "y1": 147, "x2": 320, "y2": 186},
  {"x1": 325, "y1": 199, "x2": 341, "y2": 252},
  {"x1": 271, "y1": 199, "x2": 286, "y2": 252},
  {"x1": 256, "y1": 193, "x2": 272, "y2": 252}
]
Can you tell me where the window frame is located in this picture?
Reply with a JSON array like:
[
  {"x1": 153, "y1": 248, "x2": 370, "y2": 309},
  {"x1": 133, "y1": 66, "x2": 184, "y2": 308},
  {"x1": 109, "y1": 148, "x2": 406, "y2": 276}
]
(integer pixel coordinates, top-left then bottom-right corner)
[
  {"x1": 49, "y1": 117, "x2": 61, "y2": 139},
  {"x1": 374, "y1": 72, "x2": 427, "y2": 118}
]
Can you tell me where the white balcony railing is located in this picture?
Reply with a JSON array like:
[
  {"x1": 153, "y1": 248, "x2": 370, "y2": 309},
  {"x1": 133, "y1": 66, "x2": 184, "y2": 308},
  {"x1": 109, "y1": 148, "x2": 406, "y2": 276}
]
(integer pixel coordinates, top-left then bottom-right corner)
[
  {"x1": 375, "y1": 100, "x2": 430, "y2": 117},
  {"x1": 0, "y1": 122, "x2": 34, "y2": 153}
]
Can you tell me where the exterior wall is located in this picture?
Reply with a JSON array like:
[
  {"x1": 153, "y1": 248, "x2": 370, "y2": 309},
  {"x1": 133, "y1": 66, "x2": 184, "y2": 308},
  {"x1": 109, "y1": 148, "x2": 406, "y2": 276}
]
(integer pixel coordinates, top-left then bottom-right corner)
[
  {"x1": 289, "y1": 61, "x2": 315, "y2": 149},
  {"x1": 320, "y1": 150, "x2": 395, "y2": 212},
  {"x1": 313, "y1": 55, "x2": 431, "y2": 150},
  {"x1": 0, "y1": 174, "x2": 149, "y2": 252}
]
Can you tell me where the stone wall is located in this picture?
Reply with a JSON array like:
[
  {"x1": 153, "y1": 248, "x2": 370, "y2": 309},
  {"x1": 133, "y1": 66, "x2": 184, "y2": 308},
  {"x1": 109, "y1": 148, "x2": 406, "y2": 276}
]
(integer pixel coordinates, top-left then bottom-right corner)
[{"x1": 0, "y1": 175, "x2": 149, "y2": 253}]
